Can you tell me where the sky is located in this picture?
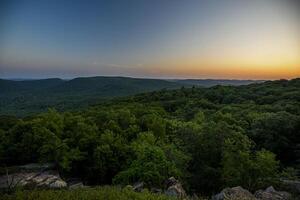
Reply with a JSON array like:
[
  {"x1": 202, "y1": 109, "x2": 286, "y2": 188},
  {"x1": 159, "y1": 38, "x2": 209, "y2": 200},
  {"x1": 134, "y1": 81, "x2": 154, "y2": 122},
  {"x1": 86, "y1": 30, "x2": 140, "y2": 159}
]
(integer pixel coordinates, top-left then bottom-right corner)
[{"x1": 0, "y1": 0, "x2": 299, "y2": 80}]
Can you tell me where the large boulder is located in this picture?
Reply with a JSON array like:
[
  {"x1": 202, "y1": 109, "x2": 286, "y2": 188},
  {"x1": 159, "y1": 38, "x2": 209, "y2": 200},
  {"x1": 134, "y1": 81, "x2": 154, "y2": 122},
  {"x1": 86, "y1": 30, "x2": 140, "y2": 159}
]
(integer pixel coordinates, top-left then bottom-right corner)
[
  {"x1": 254, "y1": 186, "x2": 291, "y2": 200},
  {"x1": 0, "y1": 170, "x2": 67, "y2": 189},
  {"x1": 165, "y1": 177, "x2": 186, "y2": 199},
  {"x1": 212, "y1": 186, "x2": 256, "y2": 200}
]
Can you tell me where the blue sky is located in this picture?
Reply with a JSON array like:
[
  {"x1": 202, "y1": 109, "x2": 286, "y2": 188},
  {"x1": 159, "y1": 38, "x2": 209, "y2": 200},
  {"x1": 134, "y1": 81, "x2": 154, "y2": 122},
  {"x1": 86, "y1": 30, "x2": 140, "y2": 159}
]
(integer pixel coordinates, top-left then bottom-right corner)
[{"x1": 1, "y1": 0, "x2": 299, "y2": 79}]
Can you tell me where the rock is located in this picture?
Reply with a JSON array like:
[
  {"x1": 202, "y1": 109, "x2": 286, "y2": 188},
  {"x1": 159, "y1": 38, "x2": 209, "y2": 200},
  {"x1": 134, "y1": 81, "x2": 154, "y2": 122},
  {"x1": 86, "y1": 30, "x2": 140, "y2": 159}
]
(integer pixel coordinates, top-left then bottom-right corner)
[
  {"x1": 49, "y1": 179, "x2": 68, "y2": 188},
  {"x1": 265, "y1": 186, "x2": 276, "y2": 193},
  {"x1": 212, "y1": 186, "x2": 256, "y2": 200},
  {"x1": 281, "y1": 180, "x2": 300, "y2": 194},
  {"x1": 190, "y1": 193, "x2": 201, "y2": 200},
  {"x1": 67, "y1": 178, "x2": 85, "y2": 189},
  {"x1": 166, "y1": 177, "x2": 178, "y2": 187},
  {"x1": 151, "y1": 187, "x2": 162, "y2": 194},
  {"x1": 19, "y1": 163, "x2": 55, "y2": 171},
  {"x1": 165, "y1": 177, "x2": 186, "y2": 199},
  {"x1": 133, "y1": 182, "x2": 144, "y2": 192},
  {"x1": 0, "y1": 170, "x2": 67, "y2": 189},
  {"x1": 213, "y1": 186, "x2": 293, "y2": 200},
  {"x1": 68, "y1": 182, "x2": 84, "y2": 189},
  {"x1": 255, "y1": 186, "x2": 291, "y2": 200}
]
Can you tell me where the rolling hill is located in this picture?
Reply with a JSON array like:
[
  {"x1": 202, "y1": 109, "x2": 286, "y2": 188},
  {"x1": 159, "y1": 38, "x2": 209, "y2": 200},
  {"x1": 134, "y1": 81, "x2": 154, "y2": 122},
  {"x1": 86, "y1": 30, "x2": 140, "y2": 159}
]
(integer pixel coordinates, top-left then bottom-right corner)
[
  {"x1": 0, "y1": 76, "x2": 263, "y2": 116},
  {"x1": 0, "y1": 77, "x2": 181, "y2": 116}
]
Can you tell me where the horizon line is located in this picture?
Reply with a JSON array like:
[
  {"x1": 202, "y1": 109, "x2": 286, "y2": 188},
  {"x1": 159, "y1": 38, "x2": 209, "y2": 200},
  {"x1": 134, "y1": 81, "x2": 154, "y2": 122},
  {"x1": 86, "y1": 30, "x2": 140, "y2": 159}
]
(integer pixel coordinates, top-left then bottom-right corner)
[{"x1": 1, "y1": 75, "x2": 293, "y2": 81}]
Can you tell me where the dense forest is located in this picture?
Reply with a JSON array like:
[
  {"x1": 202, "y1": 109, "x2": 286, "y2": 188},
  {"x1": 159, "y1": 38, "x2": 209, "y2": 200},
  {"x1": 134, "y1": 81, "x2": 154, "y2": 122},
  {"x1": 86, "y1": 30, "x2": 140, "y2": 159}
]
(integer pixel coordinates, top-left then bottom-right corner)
[
  {"x1": 0, "y1": 77, "x2": 261, "y2": 116},
  {"x1": 0, "y1": 78, "x2": 299, "y2": 196}
]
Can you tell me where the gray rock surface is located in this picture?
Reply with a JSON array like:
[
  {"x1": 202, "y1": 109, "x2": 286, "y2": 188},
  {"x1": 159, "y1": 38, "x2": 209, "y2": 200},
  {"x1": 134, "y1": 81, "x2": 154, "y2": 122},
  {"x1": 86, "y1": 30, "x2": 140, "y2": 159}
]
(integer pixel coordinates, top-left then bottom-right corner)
[
  {"x1": 68, "y1": 182, "x2": 85, "y2": 189},
  {"x1": 165, "y1": 177, "x2": 186, "y2": 199},
  {"x1": 212, "y1": 186, "x2": 256, "y2": 200},
  {"x1": 0, "y1": 170, "x2": 67, "y2": 189},
  {"x1": 212, "y1": 186, "x2": 293, "y2": 200},
  {"x1": 151, "y1": 187, "x2": 162, "y2": 194},
  {"x1": 19, "y1": 163, "x2": 55, "y2": 171},
  {"x1": 281, "y1": 179, "x2": 300, "y2": 194},
  {"x1": 133, "y1": 181, "x2": 144, "y2": 192},
  {"x1": 255, "y1": 186, "x2": 291, "y2": 200}
]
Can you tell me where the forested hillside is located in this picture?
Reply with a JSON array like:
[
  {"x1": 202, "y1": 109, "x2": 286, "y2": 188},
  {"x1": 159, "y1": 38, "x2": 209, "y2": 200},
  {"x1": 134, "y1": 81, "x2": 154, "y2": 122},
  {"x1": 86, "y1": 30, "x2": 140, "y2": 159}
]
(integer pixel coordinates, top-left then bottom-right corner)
[
  {"x1": 0, "y1": 78, "x2": 299, "y2": 196},
  {"x1": 0, "y1": 77, "x2": 182, "y2": 116},
  {"x1": 0, "y1": 77, "x2": 262, "y2": 116}
]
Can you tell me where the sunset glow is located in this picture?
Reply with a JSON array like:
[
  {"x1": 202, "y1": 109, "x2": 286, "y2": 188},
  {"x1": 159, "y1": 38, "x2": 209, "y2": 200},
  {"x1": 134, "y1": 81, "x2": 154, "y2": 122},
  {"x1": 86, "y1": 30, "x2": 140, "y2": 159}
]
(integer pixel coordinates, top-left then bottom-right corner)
[{"x1": 0, "y1": 0, "x2": 299, "y2": 79}]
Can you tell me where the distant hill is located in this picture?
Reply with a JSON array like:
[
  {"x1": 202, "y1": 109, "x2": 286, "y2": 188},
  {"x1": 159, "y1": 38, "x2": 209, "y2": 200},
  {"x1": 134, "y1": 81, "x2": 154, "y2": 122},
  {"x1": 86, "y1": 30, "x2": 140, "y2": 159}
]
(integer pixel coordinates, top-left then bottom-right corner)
[
  {"x1": 173, "y1": 79, "x2": 265, "y2": 87},
  {"x1": 49, "y1": 76, "x2": 181, "y2": 95},
  {"x1": 0, "y1": 78, "x2": 64, "y2": 94},
  {"x1": 0, "y1": 77, "x2": 181, "y2": 116},
  {"x1": 0, "y1": 76, "x2": 263, "y2": 116}
]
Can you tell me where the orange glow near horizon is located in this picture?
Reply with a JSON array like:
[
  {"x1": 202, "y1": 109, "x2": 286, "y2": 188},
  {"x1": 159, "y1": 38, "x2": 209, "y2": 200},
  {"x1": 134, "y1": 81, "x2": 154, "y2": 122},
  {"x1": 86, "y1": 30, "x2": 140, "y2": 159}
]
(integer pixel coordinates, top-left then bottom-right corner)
[
  {"x1": 145, "y1": 56, "x2": 300, "y2": 80},
  {"x1": 146, "y1": 65, "x2": 300, "y2": 80},
  {"x1": 1, "y1": 0, "x2": 299, "y2": 80},
  {"x1": 144, "y1": 36, "x2": 300, "y2": 80}
]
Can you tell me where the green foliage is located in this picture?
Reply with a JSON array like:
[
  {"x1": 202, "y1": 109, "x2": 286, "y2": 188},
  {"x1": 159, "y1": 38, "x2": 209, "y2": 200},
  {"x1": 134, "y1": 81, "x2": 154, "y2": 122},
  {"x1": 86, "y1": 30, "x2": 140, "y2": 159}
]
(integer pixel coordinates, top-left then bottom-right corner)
[
  {"x1": 221, "y1": 133, "x2": 279, "y2": 191},
  {"x1": 0, "y1": 78, "x2": 299, "y2": 195},
  {"x1": 249, "y1": 111, "x2": 300, "y2": 164},
  {"x1": 141, "y1": 114, "x2": 166, "y2": 139},
  {"x1": 92, "y1": 130, "x2": 130, "y2": 184},
  {"x1": 113, "y1": 133, "x2": 181, "y2": 187},
  {"x1": 0, "y1": 77, "x2": 182, "y2": 116},
  {"x1": 0, "y1": 187, "x2": 177, "y2": 200},
  {"x1": 280, "y1": 167, "x2": 299, "y2": 180}
]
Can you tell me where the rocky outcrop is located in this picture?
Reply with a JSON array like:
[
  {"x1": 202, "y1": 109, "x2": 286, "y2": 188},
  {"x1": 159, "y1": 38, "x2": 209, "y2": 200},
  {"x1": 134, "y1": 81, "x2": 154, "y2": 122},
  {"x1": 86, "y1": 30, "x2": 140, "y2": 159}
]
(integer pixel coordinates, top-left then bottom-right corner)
[
  {"x1": 213, "y1": 186, "x2": 293, "y2": 200},
  {"x1": 0, "y1": 170, "x2": 67, "y2": 189},
  {"x1": 132, "y1": 182, "x2": 144, "y2": 192},
  {"x1": 254, "y1": 186, "x2": 291, "y2": 200},
  {"x1": 165, "y1": 177, "x2": 187, "y2": 199},
  {"x1": 281, "y1": 180, "x2": 300, "y2": 194},
  {"x1": 212, "y1": 186, "x2": 256, "y2": 200},
  {"x1": 68, "y1": 182, "x2": 85, "y2": 189},
  {"x1": 18, "y1": 163, "x2": 55, "y2": 171},
  {"x1": 122, "y1": 177, "x2": 186, "y2": 198},
  {"x1": 151, "y1": 187, "x2": 162, "y2": 194}
]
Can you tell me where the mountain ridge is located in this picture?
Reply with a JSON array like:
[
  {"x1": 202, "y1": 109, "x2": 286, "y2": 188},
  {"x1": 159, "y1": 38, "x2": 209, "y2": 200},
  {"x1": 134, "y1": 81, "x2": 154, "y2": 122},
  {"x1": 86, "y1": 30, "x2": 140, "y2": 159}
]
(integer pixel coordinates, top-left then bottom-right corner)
[{"x1": 0, "y1": 76, "x2": 265, "y2": 116}]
